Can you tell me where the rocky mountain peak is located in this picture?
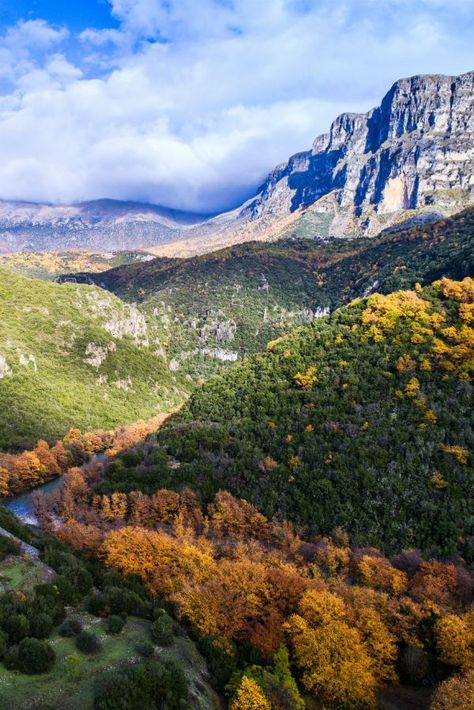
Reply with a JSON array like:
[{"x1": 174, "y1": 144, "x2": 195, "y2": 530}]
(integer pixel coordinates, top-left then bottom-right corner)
[{"x1": 245, "y1": 70, "x2": 474, "y2": 235}]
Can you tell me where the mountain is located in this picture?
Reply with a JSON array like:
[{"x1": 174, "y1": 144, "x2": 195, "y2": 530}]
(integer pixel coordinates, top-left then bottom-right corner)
[
  {"x1": 102, "y1": 277, "x2": 474, "y2": 560},
  {"x1": 0, "y1": 268, "x2": 185, "y2": 449},
  {"x1": 0, "y1": 199, "x2": 206, "y2": 253},
  {"x1": 1, "y1": 72, "x2": 472, "y2": 258},
  {"x1": 58, "y1": 208, "x2": 474, "y2": 379},
  {"x1": 149, "y1": 70, "x2": 474, "y2": 257}
]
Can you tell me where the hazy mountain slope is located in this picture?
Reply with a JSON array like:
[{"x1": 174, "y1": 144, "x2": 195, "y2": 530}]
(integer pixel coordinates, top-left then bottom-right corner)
[
  {"x1": 0, "y1": 269, "x2": 185, "y2": 449},
  {"x1": 60, "y1": 208, "x2": 474, "y2": 379},
  {"x1": 0, "y1": 250, "x2": 156, "y2": 280},
  {"x1": 106, "y1": 279, "x2": 474, "y2": 559},
  {"x1": 0, "y1": 199, "x2": 207, "y2": 253}
]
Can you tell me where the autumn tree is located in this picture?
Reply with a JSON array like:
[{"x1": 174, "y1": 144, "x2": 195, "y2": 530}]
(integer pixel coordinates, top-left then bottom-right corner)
[
  {"x1": 285, "y1": 589, "x2": 377, "y2": 707},
  {"x1": 435, "y1": 612, "x2": 474, "y2": 668},
  {"x1": 230, "y1": 676, "x2": 271, "y2": 710}
]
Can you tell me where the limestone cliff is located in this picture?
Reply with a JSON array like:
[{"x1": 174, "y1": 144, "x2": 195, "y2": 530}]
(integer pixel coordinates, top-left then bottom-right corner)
[{"x1": 244, "y1": 71, "x2": 474, "y2": 236}]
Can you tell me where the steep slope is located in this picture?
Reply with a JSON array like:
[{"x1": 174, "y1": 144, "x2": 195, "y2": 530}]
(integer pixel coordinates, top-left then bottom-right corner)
[
  {"x1": 60, "y1": 208, "x2": 474, "y2": 379},
  {"x1": 149, "y1": 70, "x2": 474, "y2": 257},
  {"x1": 0, "y1": 269, "x2": 185, "y2": 449},
  {"x1": 0, "y1": 199, "x2": 207, "y2": 253},
  {"x1": 104, "y1": 279, "x2": 474, "y2": 560}
]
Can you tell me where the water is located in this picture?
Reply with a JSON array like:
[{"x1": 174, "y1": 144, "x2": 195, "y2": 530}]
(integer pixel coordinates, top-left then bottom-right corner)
[
  {"x1": 3, "y1": 452, "x2": 106, "y2": 525},
  {"x1": 3, "y1": 475, "x2": 65, "y2": 525}
]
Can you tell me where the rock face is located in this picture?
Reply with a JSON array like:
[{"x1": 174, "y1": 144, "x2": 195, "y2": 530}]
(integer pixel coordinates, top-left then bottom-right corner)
[{"x1": 244, "y1": 71, "x2": 474, "y2": 235}]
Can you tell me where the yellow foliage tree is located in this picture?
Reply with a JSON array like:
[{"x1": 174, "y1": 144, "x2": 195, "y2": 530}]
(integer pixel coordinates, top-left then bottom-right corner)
[
  {"x1": 230, "y1": 676, "x2": 271, "y2": 710},
  {"x1": 285, "y1": 589, "x2": 377, "y2": 707},
  {"x1": 435, "y1": 612, "x2": 474, "y2": 668},
  {"x1": 293, "y1": 367, "x2": 318, "y2": 390}
]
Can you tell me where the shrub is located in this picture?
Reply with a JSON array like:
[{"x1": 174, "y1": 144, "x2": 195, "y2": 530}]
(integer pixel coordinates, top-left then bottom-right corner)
[
  {"x1": 17, "y1": 638, "x2": 56, "y2": 674},
  {"x1": 75, "y1": 630, "x2": 103, "y2": 654},
  {"x1": 64, "y1": 654, "x2": 82, "y2": 680},
  {"x1": 135, "y1": 641, "x2": 154, "y2": 658},
  {"x1": 0, "y1": 630, "x2": 7, "y2": 659},
  {"x1": 106, "y1": 615, "x2": 125, "y2": 635},
  {"x1": 4, "y1": 613, "x2": 30, "y2": 643},
  {"x1": 86, "y1": 591, "x2": 108, "y2": 617},
  {"x1": 29, "y1": 612, "x2": 54, "y2": 639},
  {"x1": 0, "y1": 534, "x2": 21, "y2": 561},
  {"x1": 150, "y1": 610, "x2": 173, "y2": 647},
  {"x1": 3, "y1": 645, "x2": 19, "y2": 670},
  {"x1": 93, "y1": 659, "x2": 188, "y2": 709},
  {"x1": 105, "y1": 587, "x2": 143, "y2": 616},
  {"x1": 58, "y1": 618, "x2": 83, "y2": 637}
]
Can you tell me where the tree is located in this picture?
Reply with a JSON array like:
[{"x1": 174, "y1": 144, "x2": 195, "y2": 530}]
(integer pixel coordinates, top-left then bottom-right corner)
[
  {"x1": 285, "y1": 589, "x2": 377, "y2": 707},
  {"x1": 435, "y1": 613, "x2": 474, "y2": 668},
  {"x1": 430, "y1": 669, "x2": 474, "y2": 710},
  {"x1": 230, "y1": 676, "x2": 271, "y2": 710}
]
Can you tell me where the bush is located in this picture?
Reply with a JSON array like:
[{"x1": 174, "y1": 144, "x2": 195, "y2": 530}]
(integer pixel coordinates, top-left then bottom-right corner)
[
  {"x1": 17, "y1": 638, "x2": 56, "y2": 674},
  {"x1": 64, "y1": 654, "x2": 82, "y2": 680},
  {"x1": 29, "y1": 612, "x2": 54, "y2": 639},
  {"x1": 0, "y1": 630, "x2": 7, "y2": 659},
  {"x1": 75, "y1": 630, "x2": 103, "y2": 654},
  {"x1": 86, "y1": 591, "x2": 108, "y2": 617},
  {"x1": 3, "y1": 613, "x2": 30, "y2": 643},
  {"x1": 106, "y1": 615, "x2": 125, "y2": 635},
  {"x1": 93, "y1": 659, "x2": 188, "y2": 709},
  {"x1": 135, "y1": 641, "x2": 154, "y2": 658},
  {"x1": 3, "y1": 645, "x2": 19, "y2": 670},
  {"x1": 58, "y1": 618, "x2": 83, "y2": 638},
  {"x1": 104, "y1": 587, "x2": 143, "y2": 616},
  {"x1": 150, "y1": 610, "x2": 174, "y2": 647},
  {"x1": 0, "y1": 534, "x2": 21, "y2": 561}
]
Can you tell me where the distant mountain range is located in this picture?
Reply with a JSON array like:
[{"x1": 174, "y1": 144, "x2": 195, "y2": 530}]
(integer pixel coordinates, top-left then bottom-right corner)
[
  {"x1": 0, "y1": 70, "x2": 473, "y2": 255},
  {"x1": 0, "y1": 199, "x2": 206, "y2": 253}
]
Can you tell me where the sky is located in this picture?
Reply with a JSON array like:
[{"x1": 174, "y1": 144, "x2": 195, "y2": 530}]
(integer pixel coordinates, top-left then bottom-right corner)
[{"x1": 0, "y1": 1, "x2": 472, "y2": 214}]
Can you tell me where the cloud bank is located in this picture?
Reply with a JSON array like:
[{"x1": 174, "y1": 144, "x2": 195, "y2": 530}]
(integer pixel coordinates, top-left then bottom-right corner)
[{"x1": 0, "y1": 0, "x2": 472, "y2": 213}]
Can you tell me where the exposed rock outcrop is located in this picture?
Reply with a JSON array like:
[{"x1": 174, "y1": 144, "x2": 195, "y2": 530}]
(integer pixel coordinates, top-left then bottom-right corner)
[{"x1": 244, "y1": 71, "x2": 474, "y2": 236}]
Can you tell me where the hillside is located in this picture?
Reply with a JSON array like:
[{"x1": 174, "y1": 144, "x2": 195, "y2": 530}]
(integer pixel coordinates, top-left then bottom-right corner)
[
  {"x1": 60, "y1": 208, "x2": 474, "y2": 380},
  {"x1": 0, "y1": 250, "x2": 156, "y2": 281},
  {"x1": 102, "y1": 278, "x2": 474, "y2": 560},
  {"x1": 0, "y1": 269, "x2": 185, "y2": 449}
]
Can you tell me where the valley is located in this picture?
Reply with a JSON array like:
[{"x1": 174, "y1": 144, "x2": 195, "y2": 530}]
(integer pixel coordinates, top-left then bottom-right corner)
[{"x1": 0, "y1": 64, "x2": 472, "y2": 710}]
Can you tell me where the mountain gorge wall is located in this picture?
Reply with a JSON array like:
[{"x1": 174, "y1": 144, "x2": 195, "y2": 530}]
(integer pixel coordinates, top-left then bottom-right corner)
[{"x1": 244, "y1": 71, "x2": 474, "y2": 236}]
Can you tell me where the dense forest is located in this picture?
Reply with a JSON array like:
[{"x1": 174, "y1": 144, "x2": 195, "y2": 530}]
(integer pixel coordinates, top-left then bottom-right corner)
[
  {"x1": 0, "y1": 217, "x2": 472, "y2": 709},
  {"x1": 61, "y1": 208, "x2": 474, "y2": 381},
  {"x1": 97, "y1": 278, "x2": 474, "y2": 560}
]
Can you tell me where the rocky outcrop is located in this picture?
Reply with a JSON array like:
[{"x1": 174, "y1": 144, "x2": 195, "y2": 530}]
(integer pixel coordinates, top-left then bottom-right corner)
[{"x1": 243, "y1": 71, "x2": 474, "y2": 235}]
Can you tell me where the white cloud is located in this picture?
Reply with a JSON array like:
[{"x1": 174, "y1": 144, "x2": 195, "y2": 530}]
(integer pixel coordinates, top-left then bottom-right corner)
[{"x1": 0, "y1": 2, "x2": 472, "y2": 212}]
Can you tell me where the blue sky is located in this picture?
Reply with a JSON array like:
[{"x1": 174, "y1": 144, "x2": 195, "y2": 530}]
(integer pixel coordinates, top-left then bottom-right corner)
[{"x1": 0, "y1": 0, "x2": 472, "y2": 212}]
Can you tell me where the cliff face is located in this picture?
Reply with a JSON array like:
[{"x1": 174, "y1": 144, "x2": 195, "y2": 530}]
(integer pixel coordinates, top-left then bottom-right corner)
[{"x1": 244, "y1": 71, "x2": 474, "y2": 235}]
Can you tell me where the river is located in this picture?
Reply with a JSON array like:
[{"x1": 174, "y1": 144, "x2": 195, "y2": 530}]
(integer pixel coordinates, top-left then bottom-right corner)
[{"x1": 2, "y1": 452, "x2": 106, "y2": 525}]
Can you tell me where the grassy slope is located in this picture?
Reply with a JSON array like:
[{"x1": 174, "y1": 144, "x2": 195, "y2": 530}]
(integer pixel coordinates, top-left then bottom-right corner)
[
  {"x1": 0, "y1": 613, "x2": 219, "y2": 710},
  {"x1": 104, "y1": 280, "x2": 474, "y2": 559},
  {"x1": 0, "y1": 269, "x2": 185, "y2": 449},
  {"x1": 72, "y1": 208, "x2": 474, "y2": 381}
]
